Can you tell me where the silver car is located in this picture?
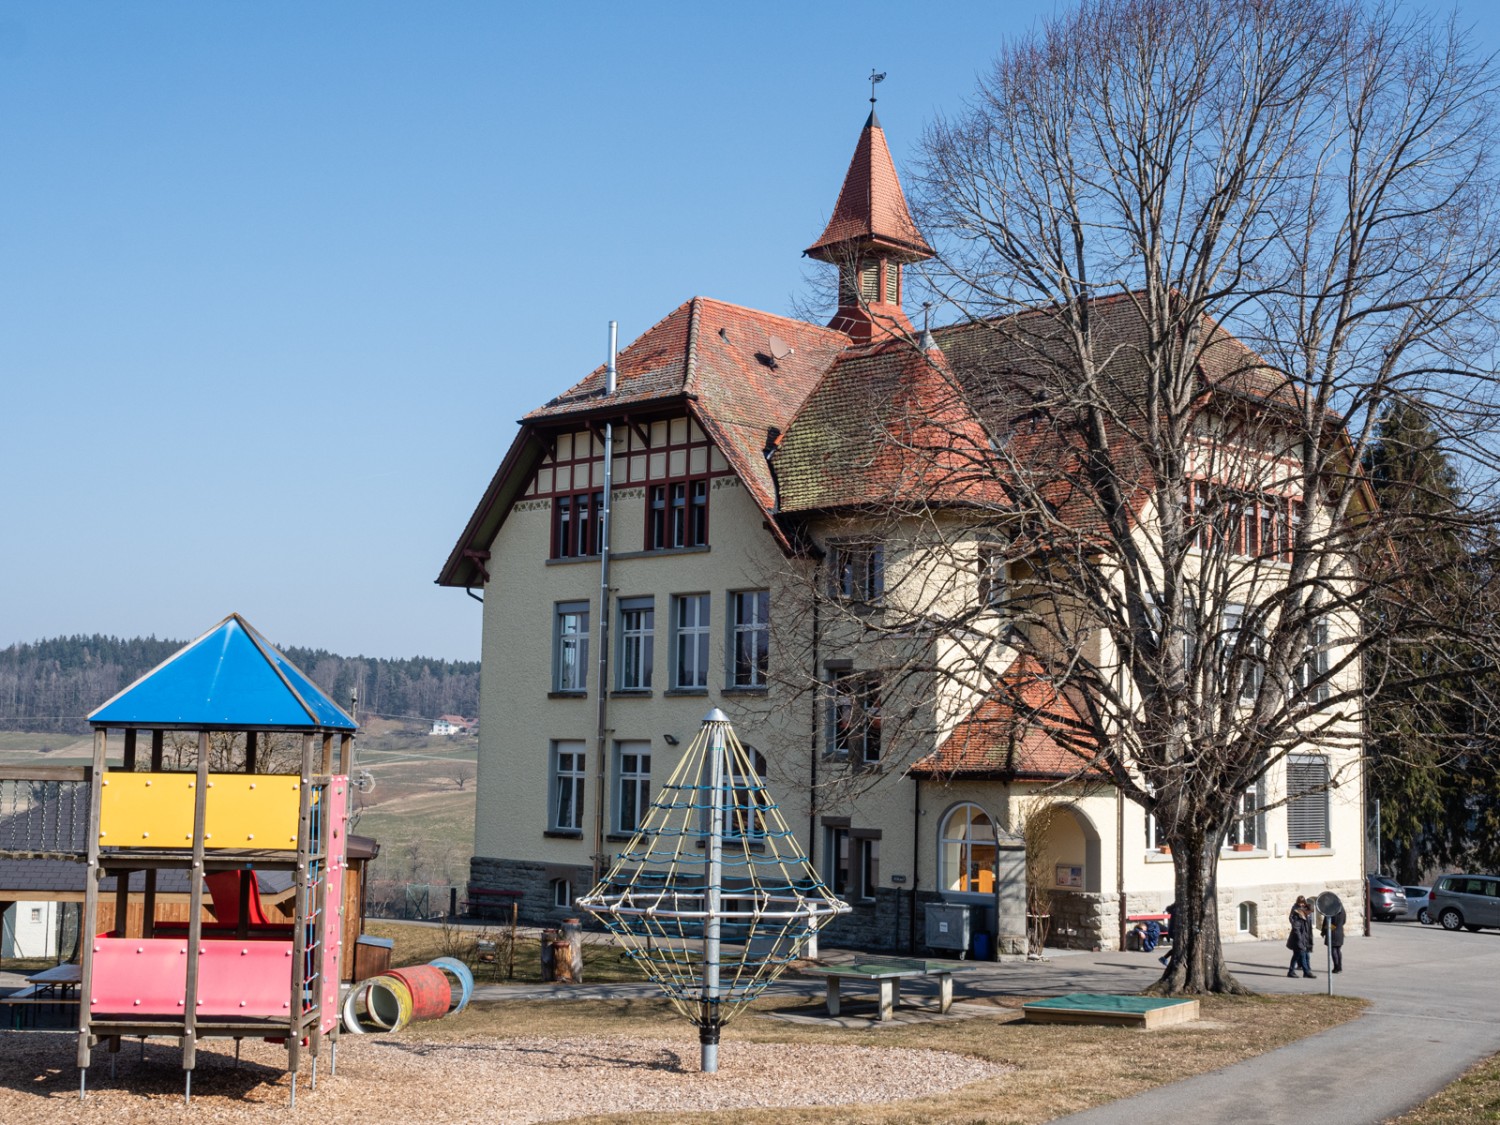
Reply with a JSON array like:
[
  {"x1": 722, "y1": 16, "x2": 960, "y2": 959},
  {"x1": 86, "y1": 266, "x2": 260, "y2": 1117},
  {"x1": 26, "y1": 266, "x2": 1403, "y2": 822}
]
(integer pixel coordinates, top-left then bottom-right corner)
[
  {"x1": 1430, "y1": 874, "x2": 1500, "y2": 932},
  {"x1": 1403, "y1": 885, "x2": 1432, "y2": 924}
]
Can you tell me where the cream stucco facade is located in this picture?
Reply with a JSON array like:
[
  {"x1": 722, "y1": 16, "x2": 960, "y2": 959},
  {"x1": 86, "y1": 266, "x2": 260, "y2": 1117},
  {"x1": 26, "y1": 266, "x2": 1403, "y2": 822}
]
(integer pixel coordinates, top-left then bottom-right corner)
[{"x1": 459, "y1": 412, "x2": 1366, "y2": 955}]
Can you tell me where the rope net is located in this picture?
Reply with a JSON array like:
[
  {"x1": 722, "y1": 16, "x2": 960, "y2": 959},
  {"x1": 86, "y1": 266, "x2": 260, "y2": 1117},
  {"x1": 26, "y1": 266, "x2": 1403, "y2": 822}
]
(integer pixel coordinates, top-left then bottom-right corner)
[{"x1": 578, "y1": 711, "x2": 848, "y2": 1030}]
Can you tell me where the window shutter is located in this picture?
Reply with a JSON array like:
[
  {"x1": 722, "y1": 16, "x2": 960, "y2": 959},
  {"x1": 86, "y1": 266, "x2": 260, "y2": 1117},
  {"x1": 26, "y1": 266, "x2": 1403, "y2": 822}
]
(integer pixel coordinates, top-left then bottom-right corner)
[{"x1": 1286, "y1": 756, "x2": 1330, "y2": 846}]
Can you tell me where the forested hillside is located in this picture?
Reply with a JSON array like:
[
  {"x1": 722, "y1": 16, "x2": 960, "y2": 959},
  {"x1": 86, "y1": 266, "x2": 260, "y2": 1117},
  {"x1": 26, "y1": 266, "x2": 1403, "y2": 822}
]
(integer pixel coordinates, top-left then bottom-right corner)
[{"x1": 0, "y1": 634, "x2": 480, "y2": 733}]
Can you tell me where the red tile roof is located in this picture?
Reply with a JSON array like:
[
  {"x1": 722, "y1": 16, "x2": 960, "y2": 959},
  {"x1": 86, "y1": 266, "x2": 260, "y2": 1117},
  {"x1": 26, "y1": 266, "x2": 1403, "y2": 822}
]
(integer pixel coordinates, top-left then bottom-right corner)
[
  {"x1": 774, "y1": 337, "x2": 1010, "y2": 512},
  {"x1": 908, "y1": 653, "x2": 1101, "y2": 780},
  {"x1": 805, "y1": 110, "x2": 933, "y2": 263},
  {"x1": 437, "y1": 299, "x2": 852, "y2": 584}
]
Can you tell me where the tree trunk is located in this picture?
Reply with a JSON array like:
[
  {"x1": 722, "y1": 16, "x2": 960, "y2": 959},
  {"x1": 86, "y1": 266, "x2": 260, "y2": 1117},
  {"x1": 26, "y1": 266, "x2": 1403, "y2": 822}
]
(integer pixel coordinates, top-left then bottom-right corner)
[{"x1": 1146, "y1": 829, "x2": 1251, "y2": 995}]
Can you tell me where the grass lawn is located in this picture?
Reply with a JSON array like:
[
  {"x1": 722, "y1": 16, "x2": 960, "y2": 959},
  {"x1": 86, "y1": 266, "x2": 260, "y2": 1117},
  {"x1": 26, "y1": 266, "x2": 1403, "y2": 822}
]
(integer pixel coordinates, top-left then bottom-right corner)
[
  {"x1": 1394, "y1": 1053, "x2": 1500, "y2": 1123},
  {"x1": 364, "y1": 919, "x2": 652, "y2": 985}
]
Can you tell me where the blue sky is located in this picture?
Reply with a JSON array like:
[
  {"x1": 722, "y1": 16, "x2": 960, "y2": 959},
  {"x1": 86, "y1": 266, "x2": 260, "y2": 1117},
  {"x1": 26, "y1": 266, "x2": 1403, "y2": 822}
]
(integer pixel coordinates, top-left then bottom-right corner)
[{"x1": 1, "y1": 2, "x2": 1494, "y2": 661}]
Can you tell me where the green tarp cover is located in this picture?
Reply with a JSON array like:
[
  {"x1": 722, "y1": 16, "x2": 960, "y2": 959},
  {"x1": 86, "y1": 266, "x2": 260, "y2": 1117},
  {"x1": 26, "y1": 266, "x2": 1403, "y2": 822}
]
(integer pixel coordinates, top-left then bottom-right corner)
[{"x1": 1026, "y1": 993, "x2": 1191, "y2": 1012}]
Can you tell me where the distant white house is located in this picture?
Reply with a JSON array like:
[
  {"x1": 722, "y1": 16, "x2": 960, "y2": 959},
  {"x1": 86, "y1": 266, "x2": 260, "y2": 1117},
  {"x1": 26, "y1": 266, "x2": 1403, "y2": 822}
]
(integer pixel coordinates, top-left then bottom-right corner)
[
  {"x1": 2, "y1": 900, "x2": 60, "y2": 959},
  {"x1": 430, "y1": 715, "x2": 474, "y2": 737}
]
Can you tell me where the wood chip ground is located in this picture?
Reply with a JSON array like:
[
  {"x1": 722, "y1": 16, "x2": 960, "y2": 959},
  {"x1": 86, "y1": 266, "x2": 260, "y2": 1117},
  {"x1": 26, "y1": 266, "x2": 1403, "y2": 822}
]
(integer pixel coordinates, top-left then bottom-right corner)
[{"x1": 0, "y1": 1030, "x2": 1012, "y2": 1122}]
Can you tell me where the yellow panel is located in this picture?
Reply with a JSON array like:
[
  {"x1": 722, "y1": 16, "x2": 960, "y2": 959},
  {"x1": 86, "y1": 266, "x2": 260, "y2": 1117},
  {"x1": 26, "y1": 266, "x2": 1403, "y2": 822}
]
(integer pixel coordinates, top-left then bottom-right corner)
[
  {"x1": 204, "y1": 775, "x2": 302, "y2": 849},
  {"x1": 98, "y1": 773, "x2": 197, "y2": 846},
  {"x1": 98, "y1": 773, "x2": 302, "y2": 850}
]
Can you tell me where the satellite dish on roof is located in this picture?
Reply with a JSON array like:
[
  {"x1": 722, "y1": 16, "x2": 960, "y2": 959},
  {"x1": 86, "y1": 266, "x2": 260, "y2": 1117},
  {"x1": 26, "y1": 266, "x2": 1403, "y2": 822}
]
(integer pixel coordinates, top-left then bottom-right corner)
[{"x1": 768, "y1": 335, "x2": 794, "y2": 362}]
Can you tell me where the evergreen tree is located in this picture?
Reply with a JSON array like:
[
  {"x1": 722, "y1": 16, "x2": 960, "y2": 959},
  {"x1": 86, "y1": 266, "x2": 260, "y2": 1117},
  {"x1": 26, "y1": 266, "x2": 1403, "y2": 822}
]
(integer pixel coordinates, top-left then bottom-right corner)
[{"x1": 1364, "y1": 404, "x2": 1500, "y2": 880}]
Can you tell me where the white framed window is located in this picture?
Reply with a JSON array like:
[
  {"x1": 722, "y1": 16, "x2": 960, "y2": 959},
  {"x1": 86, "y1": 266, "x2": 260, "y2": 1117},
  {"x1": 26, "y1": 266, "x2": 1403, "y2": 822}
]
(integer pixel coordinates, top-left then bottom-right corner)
[
  {"x1": 1238, "y1": 901, "x2": 1257, "y2": 934},
  {"x1": 725, "y1": 746, "x2": 768, "y2": 842},
  {"x1": 825, "y1": 824, "x2": 851, "y2": 895},
  {"x1": 829, "y1": 672, "x2": 881, "y2": 764},
  {"x1": 730, "y1": 590, "x2": 770, "y2": 687},
  {"x1": 613, "y1": 741, "x2": 652, "y2": 834},
  {"x1": 977, "y1": 543, "x2": 1008, "y2": 609},
  {"x1": 553, "y1": 602, "x2": 590, "y2": 692},
  {"x1": 857, "y1": 836, "x2": 880, "y2": 901},
  {"x1": 550, "y1": 741, "x2": 587, "y2": 832},
  {"x1": 672, "y1": 594, "x2": 711, "y2": 689},
  {"x1": 939, "y1": 804, "x2": 998, "y2": 894},
  {"x1": 1287, "y1": 754, "x2": 1331, "y2": 847},
  {"x1": 829, "y1": 542, "x2": 884, "y2": 601},
  {"x1": 617, "y1": 597, "x2": 654, "y2": 691},
  {"x1": 1224, "y1": 782, "x2": 1264, "y2": 849},
  {"x1": 1298, "y1": 619, "x2": 1331, "y2": 703},
  {"x1": 551, "y1": 878, "x2": 572, "y2": 909},
  {"x1": 1221, "y1": 604, "x2": 1262, "y2": 702}
]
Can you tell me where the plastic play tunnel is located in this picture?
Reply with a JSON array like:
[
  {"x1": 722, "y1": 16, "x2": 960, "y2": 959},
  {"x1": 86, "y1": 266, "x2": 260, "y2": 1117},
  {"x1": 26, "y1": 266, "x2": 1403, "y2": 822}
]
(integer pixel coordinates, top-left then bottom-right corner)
[{"x1": 342, "y1": 957, "x2": 475, "y2": 1033}]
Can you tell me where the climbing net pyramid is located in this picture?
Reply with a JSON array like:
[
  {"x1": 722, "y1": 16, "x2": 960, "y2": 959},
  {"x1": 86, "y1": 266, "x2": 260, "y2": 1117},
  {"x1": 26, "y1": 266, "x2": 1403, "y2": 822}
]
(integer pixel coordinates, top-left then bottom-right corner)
[{"x1": 578, "y1": 709, "x2": 848, "y2": 1067}]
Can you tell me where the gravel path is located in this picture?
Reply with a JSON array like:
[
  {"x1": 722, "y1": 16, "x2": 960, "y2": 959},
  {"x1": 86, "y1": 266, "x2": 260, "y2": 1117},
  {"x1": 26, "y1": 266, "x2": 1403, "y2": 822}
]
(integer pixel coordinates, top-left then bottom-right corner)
[{"x1": 0, "y1": 1031, "x2": 1011, "y2": 1122}]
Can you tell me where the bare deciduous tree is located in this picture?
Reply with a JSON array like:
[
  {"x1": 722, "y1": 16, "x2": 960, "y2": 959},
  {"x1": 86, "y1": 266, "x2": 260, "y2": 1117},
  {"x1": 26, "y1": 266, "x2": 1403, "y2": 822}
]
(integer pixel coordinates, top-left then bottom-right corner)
[{"x1": 775, "y1": 0, "x2": 1500, "y2": 994}]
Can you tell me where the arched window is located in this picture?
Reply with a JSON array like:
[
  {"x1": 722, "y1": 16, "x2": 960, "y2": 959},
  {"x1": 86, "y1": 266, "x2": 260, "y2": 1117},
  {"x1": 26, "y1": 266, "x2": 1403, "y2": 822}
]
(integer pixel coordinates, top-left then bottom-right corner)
[{"x1": 939, "y1": 804, "x2": 998, "y2": 894}]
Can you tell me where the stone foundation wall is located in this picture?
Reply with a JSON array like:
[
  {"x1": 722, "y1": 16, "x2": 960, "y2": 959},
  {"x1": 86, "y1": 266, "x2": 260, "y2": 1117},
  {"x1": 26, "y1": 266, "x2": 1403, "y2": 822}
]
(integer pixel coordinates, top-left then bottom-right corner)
[
  {"x1": 469, "y1": 856, "x2": 595, "y2": 926},
  {"x1": 469, "y1": 857, "x2": 1364, "y2": 958},
  {"x1": 1059, "y1": 878, "x2": 1367, "y2": 951}
]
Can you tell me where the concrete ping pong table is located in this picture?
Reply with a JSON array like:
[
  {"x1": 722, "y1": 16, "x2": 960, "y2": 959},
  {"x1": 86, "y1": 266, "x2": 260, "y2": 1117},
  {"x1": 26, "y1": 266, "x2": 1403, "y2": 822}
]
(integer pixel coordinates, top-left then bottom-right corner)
[{"x1": 797, "y1": 957, "x2": 965, "y2": 1021}]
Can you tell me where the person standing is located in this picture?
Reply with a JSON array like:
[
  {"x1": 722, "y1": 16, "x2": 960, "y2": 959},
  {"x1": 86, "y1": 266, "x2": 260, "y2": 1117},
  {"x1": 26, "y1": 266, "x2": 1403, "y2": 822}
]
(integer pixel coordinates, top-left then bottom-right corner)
[
  {"x1": 1287, "y1": 897, "x2": 1314, "y2": 978},
  {"x1": 1158, "y1": 901, "x2": 1178, "y2": 967},
  {"x1": 1321, "y1": 902, "x2": 1347, "y2": 973}
]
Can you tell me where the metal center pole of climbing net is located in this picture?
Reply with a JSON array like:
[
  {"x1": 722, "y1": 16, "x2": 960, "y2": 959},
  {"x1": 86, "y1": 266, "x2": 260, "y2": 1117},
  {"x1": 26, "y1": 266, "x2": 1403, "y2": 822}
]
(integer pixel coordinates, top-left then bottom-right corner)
[{"x1": 699, "y1": 710, "x2": 727, "y2": 1073}]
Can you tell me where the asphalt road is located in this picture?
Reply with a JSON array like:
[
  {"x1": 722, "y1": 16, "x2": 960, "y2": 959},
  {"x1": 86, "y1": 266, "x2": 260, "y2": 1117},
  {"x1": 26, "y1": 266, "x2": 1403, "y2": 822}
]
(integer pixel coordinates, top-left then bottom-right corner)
[{"x1": 1046, "y1": 921, "x2": 1500, "y2": 1124}]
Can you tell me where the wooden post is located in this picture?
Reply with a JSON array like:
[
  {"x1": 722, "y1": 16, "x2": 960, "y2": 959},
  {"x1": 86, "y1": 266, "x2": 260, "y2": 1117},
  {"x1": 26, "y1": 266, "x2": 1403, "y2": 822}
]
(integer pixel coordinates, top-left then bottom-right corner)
[
  {"x1": 236, "y1": 868, "x2": 252, "y2": 940},
  {"x1": 338, "y1": 733, "x2": 351, "y2": 776},
  {"x1": 181, "y1": 732, "x2": 211, "y2": 1075},
  {"x1": 122, "y1": 729, "x2": 137, "y2": 772},
  {"x1": 245, "y1": 731, "x2": 258, "y2": 774},
  {"x1": 112, "y1": 868, "x2": 130, "y2": 937},
  {"x1": 149, "y1": 730, "x2": 164, "y2": 772},
  {"x1": 320, "y1": 732, "x2": 333, "y2": 776},
  {"x1": 142, "y1": 869, "x2": 158, "y2": 938},
  {"x1": 77, "y1": 728, "x2": 108, "y2": 1071}
]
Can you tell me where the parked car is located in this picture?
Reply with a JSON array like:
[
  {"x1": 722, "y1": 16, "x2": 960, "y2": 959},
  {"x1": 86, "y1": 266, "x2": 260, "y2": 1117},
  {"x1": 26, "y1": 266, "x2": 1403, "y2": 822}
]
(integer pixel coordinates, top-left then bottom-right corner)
[
  {"x1": 1429, "y1": 874, "x2": 1500, "y2": 932},
  {"x1": 1367, "y1": 874, "x2": 1408, "y2": 921},
  {"x1": 1403, "y1": 886, "x2": 1432, "y2": 924}
]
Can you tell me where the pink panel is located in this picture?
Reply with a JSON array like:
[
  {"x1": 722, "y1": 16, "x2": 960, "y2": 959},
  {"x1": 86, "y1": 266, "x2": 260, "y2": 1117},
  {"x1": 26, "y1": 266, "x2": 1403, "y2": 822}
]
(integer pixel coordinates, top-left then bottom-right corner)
[
  {"x1": 197, "y1": 940, "x2": 295, "y2": 1018},
  {"x1": 320, "y1": 776, "x2": 349, "y2": 1032},
  {"x1": 90, "y1": 938, "x2": 187, "y2": 1016}
]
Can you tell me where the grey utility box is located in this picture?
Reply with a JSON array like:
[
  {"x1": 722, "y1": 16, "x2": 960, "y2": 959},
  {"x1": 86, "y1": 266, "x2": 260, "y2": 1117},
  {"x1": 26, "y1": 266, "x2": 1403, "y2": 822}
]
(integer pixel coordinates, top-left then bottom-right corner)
[{"x1": 924, "y1": 902, "x2": 972, "y2": 953}]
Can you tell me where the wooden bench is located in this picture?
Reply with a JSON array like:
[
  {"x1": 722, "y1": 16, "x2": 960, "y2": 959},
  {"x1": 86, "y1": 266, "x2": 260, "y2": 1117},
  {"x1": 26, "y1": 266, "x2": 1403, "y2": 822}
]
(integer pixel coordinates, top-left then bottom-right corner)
[
  {"x1": 797, "y1": 958, "x2": 959, "y2": 1021},
  {"x1": 3, "y1": 983, "x2": 81, "y2": 1029}
]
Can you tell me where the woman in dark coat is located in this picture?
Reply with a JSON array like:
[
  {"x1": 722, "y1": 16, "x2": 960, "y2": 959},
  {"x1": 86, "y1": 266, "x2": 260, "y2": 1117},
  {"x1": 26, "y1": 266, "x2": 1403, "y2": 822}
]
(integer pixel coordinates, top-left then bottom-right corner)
[
  {"x1": 1321, "y1": 905, "x2": 1347, "y2": 973},
  {"x1": 1286, "y1": 897, "x2": 1314, "y2": 978}
]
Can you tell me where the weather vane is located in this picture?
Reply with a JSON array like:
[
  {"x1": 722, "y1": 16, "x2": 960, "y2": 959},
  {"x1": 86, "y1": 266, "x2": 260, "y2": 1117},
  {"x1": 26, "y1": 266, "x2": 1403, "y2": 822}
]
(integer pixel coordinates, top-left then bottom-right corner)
[{"x1": 869, "y1": 69, "x2": 886, "y2": 106}]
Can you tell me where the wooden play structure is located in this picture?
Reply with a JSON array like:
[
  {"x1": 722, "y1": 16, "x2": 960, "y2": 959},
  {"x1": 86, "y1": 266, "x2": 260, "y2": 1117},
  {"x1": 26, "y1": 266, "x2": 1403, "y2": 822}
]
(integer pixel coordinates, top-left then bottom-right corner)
[{"x1": 75, "y1": 613, "x2": 356, "y2": 1104}]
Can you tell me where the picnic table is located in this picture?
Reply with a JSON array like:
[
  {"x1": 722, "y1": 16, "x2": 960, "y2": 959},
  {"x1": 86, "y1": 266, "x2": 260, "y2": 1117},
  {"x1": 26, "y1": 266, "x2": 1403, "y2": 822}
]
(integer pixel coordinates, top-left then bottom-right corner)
[
  {"x1": 4, "y1": 962, "x2": 81, "y2": 1029},
  {"x1": 797, "y1": 958, "x2": 961, "y2": 1021}
]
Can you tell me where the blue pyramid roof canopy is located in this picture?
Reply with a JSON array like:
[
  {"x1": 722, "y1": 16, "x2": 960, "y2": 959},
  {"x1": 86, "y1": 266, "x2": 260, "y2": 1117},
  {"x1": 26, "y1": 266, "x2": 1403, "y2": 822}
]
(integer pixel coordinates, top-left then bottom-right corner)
[{"x1": 88, "y1": 614, "x2": 357, "y2": 731}]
